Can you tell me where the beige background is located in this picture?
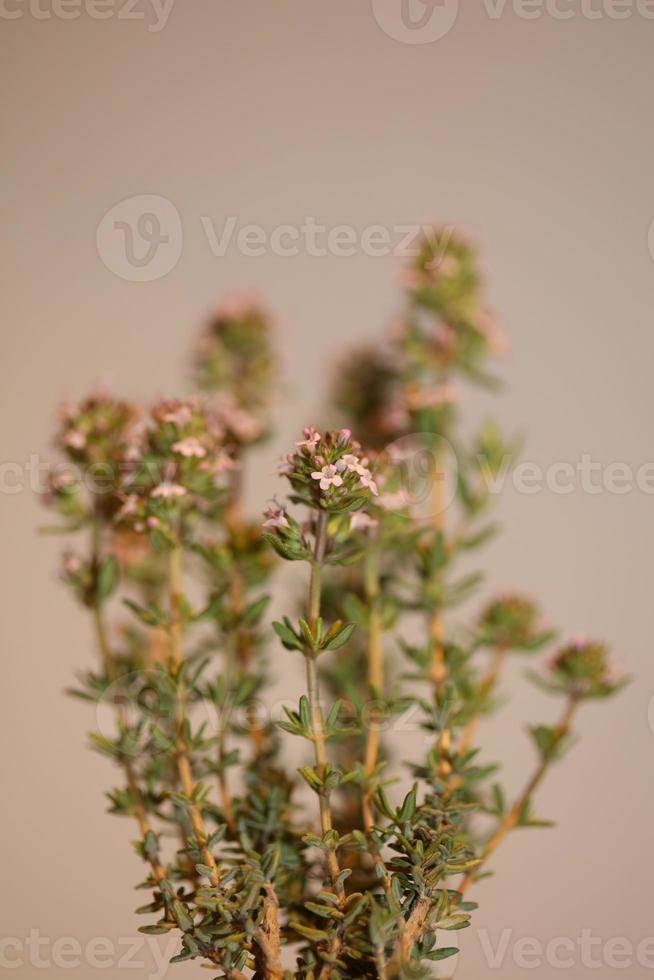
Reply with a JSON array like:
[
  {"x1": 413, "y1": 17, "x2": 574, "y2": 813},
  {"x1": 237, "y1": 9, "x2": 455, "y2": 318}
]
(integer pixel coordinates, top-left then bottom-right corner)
[{"x1": 2, "y1": 2, "x2": 654, "y2": 977}]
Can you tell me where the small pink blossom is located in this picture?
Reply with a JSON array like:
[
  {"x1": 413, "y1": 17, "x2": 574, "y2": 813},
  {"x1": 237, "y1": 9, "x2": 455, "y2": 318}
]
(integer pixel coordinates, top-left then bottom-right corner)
[
  {"x1": 147, "y1": 516, "x2": 160, "y2": 528},
  {"x1": 206, "y1": 451, "x2": 238, "y2": 475},
  {"x1": 213, "y1": 398, "x2": 262, "y2": 442},
  {"x1": 358, "y1": 472, "x2": 378, "y2": 495},
  {"x1": 350, "y1": 512, "x2": 378, "y2": 532},
  {"x1": 338, "y1": 454, "x2": 370, "y2": 477},
  {"x1": 62, "y1": 552, "x2": 83, "y2": 574},
  {"x1": 263, "y1": 505, "x2": 290, "y2": 530},
  {"x1": 64, "y1": 430, "x2": 86, "y2": 450},
  {"x1": 151, "y1": 482, "x2": 187, "y2": 499},
  {"x1": 277, "y1": 453, "x2": 295, "y2": 476},
  {"x1": 378, "y1": 491, "x2": 406, "y2": 511},
  {"x1": 162, "y1": 405, "x2": 193, "y2": 426},
  {"x1": 311, "y1": 464, "x2": 343, "y2": 491},
  {"x1": 217, "y1": 292, "x2": 259, "y2": 320},
  {"x1": 427, "y1": 253, "x2": 459, "y2": 278},
  {"x1": 296, "y1": 427, "x2": 321, "y2": 453},
  {"x1": 172, "y1": 436, "x2": 207, "y2": 458},
  {"x1": 116, "y1": 494, "x2": 140, "y2": 520},
  {"x1": 407, "y1": 384, "x2": 458, "y2": 410}
]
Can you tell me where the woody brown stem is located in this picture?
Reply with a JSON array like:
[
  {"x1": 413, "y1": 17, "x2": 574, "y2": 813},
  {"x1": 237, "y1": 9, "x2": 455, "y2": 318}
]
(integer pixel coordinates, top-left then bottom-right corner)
[{"x1": 254, "y1": 883, "x2": 284, "y2": 980}]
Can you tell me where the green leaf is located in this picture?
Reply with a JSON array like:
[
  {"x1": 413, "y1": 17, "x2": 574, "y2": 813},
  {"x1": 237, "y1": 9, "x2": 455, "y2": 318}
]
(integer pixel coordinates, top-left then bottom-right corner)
[
  {"x1": 241, "y1": 594, "x2": 270, "y2": 627},
  {"x1": 398, "y1": 783, "x2": 418, "y2": 822},
  {"x1": 272, "y1": 619, "x2": 303, "y2": 651},
  {"x1": 95, "y1": 556, "x2": 118, "y2": 602},
  {"x1": 323, "y1": 622, "x2": 356, "y2": 651},
  {"x1": 289, "y1": 921, "x2": 330, "y2": 941},
  {"x1": 426, "y1": 947, "x2": 459, "y2": 961}
]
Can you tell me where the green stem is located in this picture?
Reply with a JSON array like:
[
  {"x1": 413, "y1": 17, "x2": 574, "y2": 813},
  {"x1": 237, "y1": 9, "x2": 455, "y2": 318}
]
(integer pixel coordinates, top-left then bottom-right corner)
[
  {"x1": 304, "y1": 510, "x2": 346, "y2": 979},
  {"x1": 362, "y1": 539, "x2": 390, "y2": 889},
  {"x1": 89, "y1": 523, "x2": 168, "y2": 891},
  {"x1": 168, "y1": 544, "x2": 221, "y2": 888}
]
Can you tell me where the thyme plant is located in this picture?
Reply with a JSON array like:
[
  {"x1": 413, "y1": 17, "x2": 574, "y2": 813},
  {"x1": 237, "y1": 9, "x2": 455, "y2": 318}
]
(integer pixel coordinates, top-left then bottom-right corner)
[{"x1": 43, "y1": 236, "x2": 625, "y2": 979}]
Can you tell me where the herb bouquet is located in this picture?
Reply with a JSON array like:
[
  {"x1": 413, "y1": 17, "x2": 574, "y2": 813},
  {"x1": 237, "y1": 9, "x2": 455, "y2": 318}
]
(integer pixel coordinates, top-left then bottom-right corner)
[{"x1": 43, "y1": 230, "x2": 624, "y2": 979}]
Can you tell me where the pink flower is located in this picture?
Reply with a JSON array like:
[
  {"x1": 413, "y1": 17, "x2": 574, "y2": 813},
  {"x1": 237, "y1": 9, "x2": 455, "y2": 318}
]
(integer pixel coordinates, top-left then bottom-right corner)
[
  {"x1": 64, "y1": 430, "x2": 86, "y2": 450},
  {"x1": 378, "y1": 491, "x2": 406, "y2": 511},
  {"x1": 161, "y1": 405, "x2": 193, "y2": 426},
  {"x1": 311, "y1": 464, "x2": 343, "y2": 491},
  {"x1": 151, "y1": 482, "x2": 187, "y2": 499},
  {"x1": 426, "y1": 253, "x2": 459, "y2": 277},
  {"x1": 116, "y1": 494, "x2": 140, "y2": 520},
  {"x1": 350, "y1": 512, "x2": 378, "y2": 532},
  {"x1": 263, "y1": 505, "x2": 290, "y2": 530},
  {"x1": 277, "y1": 453, "x2": 295, "y2": 476},
  {"x1": 296, "y1": 427, "x2": 321, "y2": 453},
  {"x1": 172, "y1": 436, "x2": 206, "y2": 458},
  {"x1": 358, "y1": 471, "x2": 378, "y2": 495},
  {"x1": 338, "y1": 454, "x2": 370, "y2": 477},
  {"x1": 213, "y1": 398, "x2": 262, "y2": 442},
  {"x1": 406, "y1": 384, "x2": 458, "y2": 410},
  {"x1": 62, "y1": 552, "x2": 83, "y2": 574},
  {"x1": 217, "y1": 292, "x2": 259, "y2": 320}
]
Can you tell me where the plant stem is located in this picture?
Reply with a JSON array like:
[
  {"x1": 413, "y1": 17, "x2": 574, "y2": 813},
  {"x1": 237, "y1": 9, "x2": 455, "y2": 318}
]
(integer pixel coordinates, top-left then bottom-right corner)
[
  {"x1": 89, "y1": 523, "x2": 168, "y2": 892},
  {"x1": 426, "y1": 448, "x2": 451, "y2": 780},
  {"x1": 168, "y1": 544, "x2": 221, "y2": 889},
  {"x1": 305, "y1": 510, "x2": 345, "y2": 979},
  {"x1": 254, "y1": 883, "x2": 284, "y2": 980},
  {"x1": 362, "y1": 539, "x2": 390, "y2": 890},
  {"x1": 458, "y1": 644, "x2": 507, "y2": 756},
  {"x1": 92, "y1": 603, "x2": 168, "y2": 889},
  {"x1": 457, "y1": 694, "x2": 580, "y2": 897}
]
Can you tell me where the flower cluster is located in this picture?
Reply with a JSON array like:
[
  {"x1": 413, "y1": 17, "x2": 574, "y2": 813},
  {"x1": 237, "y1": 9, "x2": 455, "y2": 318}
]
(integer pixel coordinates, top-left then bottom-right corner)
[
  {"x1": 115, "y1": 397, "x2": 234, "y2": 542},
  {"x1": 279, "y1": 427, "x2": 378, "y2": 513},
  {"x1": 193, "y1": 295, "x2": 276, "y2": 441},
  {"x1": 477, "y1": 593, "x2": 554, "y2": 651},
  {"x1": 55, "y1": 390, "x2": 142, "y2": 468},
  {"x1": 546, "y1": 637, "x2": 625, "y2": 699},
  {"x1": 45, "y1": 391, "x2": 142, "y2": 522}
]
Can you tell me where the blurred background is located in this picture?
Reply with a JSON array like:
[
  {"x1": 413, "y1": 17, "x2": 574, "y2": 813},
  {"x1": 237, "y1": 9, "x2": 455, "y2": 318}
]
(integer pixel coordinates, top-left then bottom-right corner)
[{"x1": 2, "y1": 2, "x2": 653, "y2": 977}]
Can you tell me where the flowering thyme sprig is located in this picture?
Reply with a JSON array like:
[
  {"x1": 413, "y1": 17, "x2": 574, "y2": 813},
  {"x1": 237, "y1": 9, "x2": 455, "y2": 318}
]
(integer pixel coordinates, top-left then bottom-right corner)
[
  {"x1": 268, "y1": 430, "x2": 385, "y2": 977},
  {"x1": 193, "y1": 294, "x2": 276, "y2": 443},
  {"x1": 457, "y1": 594, "x2": 556, "y2": 755},
  {"x1": 457, "y1": 638, "x2": 624, "y2": 898}
]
